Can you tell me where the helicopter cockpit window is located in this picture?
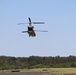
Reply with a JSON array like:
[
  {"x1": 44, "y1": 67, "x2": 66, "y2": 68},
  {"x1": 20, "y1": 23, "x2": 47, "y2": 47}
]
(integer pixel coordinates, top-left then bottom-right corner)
[{"x1": 28, "y1": 27, "x2": 33, "y2": 31}]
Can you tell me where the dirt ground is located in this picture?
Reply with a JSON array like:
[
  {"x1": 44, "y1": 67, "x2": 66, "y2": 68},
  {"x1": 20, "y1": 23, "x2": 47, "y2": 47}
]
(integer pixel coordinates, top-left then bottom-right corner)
[
  {"x1": 0, "y1": 72, "x2": 51, "y2": 75},
  {"x1": 0, "y1": 72, "x2": 76, "y2": 75}
]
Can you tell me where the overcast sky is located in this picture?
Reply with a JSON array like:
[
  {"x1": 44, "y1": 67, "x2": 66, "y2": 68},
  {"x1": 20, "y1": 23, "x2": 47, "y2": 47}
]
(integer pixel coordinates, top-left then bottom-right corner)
[{"x1": 0, "y1": 0, "x2": 76, "y2": 57}]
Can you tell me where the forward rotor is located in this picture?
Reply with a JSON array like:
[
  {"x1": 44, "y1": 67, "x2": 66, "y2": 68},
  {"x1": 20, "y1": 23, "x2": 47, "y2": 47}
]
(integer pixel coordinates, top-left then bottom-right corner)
[{"x1": 18, "y1": 22, "x2": 45, "y2": 25}]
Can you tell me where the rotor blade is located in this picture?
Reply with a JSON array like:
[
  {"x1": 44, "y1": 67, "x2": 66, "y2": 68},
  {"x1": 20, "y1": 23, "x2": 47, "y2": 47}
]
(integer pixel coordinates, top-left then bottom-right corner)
[
  {"x1": 35, "y1": 30, "x2": 48, "y2": 32},
  {"x1": 33, "y1": 22, "x2": 45, "y2": 24},
  {"x1": 18, "y1": 22, "x2": 45, "y2": 25},
  {"x1": 22, "y1": 31, "x2": 27, "y2": 33},
  {"x1": 17, "y1": 23, "x2": 29, "y2": 25}
]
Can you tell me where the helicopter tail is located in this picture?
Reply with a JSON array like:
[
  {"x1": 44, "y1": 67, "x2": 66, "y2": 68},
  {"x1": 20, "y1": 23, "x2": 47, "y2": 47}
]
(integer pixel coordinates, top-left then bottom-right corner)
[{"x1": 28, "y1": 18, "x2": 31, "y2": 23}]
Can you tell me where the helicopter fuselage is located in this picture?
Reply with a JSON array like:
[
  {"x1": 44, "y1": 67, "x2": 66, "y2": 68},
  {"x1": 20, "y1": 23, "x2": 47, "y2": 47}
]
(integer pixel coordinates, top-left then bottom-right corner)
[{"x1": 27, "y1": 26, "x2": 36, "y2": 37}]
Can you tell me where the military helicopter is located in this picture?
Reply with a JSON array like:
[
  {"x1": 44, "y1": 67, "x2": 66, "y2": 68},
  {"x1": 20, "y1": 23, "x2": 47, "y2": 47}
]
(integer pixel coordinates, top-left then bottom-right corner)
[{"x1": 18, "y1": 18, "x2": 48, "y2": 37}]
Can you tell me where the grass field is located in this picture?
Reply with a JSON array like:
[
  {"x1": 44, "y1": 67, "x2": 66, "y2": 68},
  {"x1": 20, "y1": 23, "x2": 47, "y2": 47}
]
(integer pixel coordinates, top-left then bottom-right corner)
[{"x1": 0, "y1": 68, "x2": 76, "y2": 75}]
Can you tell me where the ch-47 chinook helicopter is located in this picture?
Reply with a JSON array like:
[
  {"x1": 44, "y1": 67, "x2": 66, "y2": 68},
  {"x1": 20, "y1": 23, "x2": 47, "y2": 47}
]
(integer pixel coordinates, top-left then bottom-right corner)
[{"x1": 18, "y1": 18, "x2": 48, "y2": 37}]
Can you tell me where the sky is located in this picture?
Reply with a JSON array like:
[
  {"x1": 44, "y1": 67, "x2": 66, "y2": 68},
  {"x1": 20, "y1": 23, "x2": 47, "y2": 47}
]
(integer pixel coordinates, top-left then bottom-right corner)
[{"x1": 0, "y1": 0, "x2": 76, "y2": 57}]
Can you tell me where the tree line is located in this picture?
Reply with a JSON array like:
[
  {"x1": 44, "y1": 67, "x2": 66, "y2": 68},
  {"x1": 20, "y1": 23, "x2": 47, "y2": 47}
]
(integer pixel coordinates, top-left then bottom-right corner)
[{"x1": 0, "y1": 55, "x2": 76, "y2": 70}]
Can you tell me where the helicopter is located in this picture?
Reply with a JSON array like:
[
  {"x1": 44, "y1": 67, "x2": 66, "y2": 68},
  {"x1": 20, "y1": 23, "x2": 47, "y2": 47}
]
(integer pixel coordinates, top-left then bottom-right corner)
[{"x1": 18, "y1": 18, "x2": 48, "y2": 37}]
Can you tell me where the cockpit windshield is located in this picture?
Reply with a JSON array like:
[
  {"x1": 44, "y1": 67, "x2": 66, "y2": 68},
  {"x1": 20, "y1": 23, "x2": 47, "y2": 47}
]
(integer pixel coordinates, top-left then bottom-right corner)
[{"x1": 28, "y1": 27, "x2": 33, "y2": 31}]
